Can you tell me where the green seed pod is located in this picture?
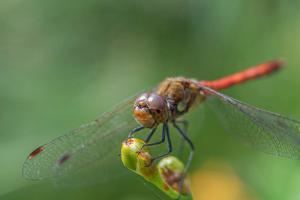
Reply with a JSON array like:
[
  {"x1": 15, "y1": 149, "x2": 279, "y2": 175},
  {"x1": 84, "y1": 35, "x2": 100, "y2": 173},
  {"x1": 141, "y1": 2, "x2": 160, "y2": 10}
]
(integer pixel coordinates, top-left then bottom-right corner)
[
  {"x1": 121, "y1": 138, "x2": 145, "y2": 171},
  {"x1": 158, "y1": 156, "x2": 190, "y2": 195},
  {"x1": 121, "y1": 138, "x2": 191, "y2": 199}
]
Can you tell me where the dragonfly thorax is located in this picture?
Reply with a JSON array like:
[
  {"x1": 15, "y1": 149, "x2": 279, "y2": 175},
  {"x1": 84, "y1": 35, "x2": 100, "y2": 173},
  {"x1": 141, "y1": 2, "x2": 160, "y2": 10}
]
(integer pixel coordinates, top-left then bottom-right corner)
[{"x1": 157, "y1": 77, "x2": 205, "y2": 119}]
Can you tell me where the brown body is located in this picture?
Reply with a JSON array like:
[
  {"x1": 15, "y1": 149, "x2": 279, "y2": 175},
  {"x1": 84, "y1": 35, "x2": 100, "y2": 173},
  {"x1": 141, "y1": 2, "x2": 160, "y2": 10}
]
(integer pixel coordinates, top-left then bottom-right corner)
[
  {"x1": 156, "y1": 77, "x2": 205, "y2": 119},
  {"x1": 133, "y1": 77, "x2": 205, "y2": 128}
]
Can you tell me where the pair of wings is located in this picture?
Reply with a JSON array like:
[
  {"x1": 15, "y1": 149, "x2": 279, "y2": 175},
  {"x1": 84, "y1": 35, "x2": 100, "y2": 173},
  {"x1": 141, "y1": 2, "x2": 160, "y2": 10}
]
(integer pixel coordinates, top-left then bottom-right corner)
[{"x1": 22, "y1": 86, "x2": 300, "y2": 185}]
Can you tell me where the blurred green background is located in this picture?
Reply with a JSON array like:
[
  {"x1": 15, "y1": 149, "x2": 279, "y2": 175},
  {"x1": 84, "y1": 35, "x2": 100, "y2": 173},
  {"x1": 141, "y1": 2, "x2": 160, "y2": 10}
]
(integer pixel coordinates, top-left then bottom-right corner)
[{"x1": 1, "y1": 0, "x2": 300, "y2": 200}]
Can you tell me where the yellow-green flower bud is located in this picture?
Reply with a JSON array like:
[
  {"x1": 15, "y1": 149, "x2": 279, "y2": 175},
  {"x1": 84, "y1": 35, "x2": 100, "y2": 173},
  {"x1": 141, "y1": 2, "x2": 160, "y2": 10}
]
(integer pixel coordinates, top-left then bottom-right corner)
[{"x1": 121, "y1": 138, "x2": 192, "y2": 199}]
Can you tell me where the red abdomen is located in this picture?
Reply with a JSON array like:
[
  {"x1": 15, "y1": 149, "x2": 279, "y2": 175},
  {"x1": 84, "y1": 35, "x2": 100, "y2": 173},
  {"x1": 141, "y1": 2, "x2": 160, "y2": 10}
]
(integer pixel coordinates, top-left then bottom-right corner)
[{"x1": 199, "y1": 60, "x2": 283, "y2": 90}]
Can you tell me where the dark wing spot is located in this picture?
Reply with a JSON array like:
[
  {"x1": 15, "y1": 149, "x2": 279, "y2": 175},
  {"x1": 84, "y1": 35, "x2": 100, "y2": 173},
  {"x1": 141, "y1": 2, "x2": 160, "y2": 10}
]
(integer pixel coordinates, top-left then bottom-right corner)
[
  {"x1": 58, "y1": 154, "x2": 71, "y2": 165},
  {"x1": 28, "y1": 146, "x2": 44, "y2": 160}
]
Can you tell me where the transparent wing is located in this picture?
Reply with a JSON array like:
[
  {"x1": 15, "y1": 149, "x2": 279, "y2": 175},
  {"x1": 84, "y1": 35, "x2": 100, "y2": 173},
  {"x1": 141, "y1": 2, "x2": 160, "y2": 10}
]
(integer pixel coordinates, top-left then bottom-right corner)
[
  {"x1": 200, "y1": 85, "x2": 300, "y2": 159},
  {"x1": 22, "y1": 95, "x2": 139, "y2": 185}
]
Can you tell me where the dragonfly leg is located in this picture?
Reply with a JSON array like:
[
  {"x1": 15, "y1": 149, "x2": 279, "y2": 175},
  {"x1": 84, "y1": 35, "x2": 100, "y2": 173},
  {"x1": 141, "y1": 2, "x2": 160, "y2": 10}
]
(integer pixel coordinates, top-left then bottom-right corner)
[
  {"x1": 144, "y1": 127, "x2": 157, "y2": 143},
  {"x1": 146, "y1": 123, "x2": 173, "y2": 166},
  {"x1": 176, "y1": 119, "x2": 189, "y2": 132},
  {"x1": 142, "y1": 126, "x2": 165, "y2": 149},
  {"x1": 175, "y1": 119, "x2": 189, "y2": 157},
  {"x1": 173, "y1": 122, "x2": 194, "y2": 198},
  {"x1": 128, "y1": 125, "x2": 144, "y2": 138}
]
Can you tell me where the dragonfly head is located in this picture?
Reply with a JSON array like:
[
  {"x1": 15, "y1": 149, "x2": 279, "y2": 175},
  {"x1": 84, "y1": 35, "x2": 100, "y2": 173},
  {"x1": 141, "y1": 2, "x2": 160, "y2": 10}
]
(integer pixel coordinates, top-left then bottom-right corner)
[{"x1": 133, "y1": 92, "x2": 168, "y2": 128}]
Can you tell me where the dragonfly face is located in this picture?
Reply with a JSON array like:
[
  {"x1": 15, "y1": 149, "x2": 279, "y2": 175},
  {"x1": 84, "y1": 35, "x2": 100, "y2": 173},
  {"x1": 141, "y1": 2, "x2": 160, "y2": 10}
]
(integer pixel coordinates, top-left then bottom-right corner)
[{"x1": 133, "y1": 92, "x2": 168, "y2": 128}]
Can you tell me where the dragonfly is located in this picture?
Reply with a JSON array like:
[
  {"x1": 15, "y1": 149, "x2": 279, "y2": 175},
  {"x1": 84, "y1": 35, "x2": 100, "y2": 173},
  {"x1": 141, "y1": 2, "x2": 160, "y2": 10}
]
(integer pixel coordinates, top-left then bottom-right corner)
[{"x1": 23, "y1": 60, "x2": 300, "y2": 187}]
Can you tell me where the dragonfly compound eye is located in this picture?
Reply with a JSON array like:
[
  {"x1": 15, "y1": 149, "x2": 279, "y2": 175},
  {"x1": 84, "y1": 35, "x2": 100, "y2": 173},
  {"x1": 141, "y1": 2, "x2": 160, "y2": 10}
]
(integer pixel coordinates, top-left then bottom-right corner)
[{"x1": 133, "y1": 93, "x2": 168, "y2": 128}]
